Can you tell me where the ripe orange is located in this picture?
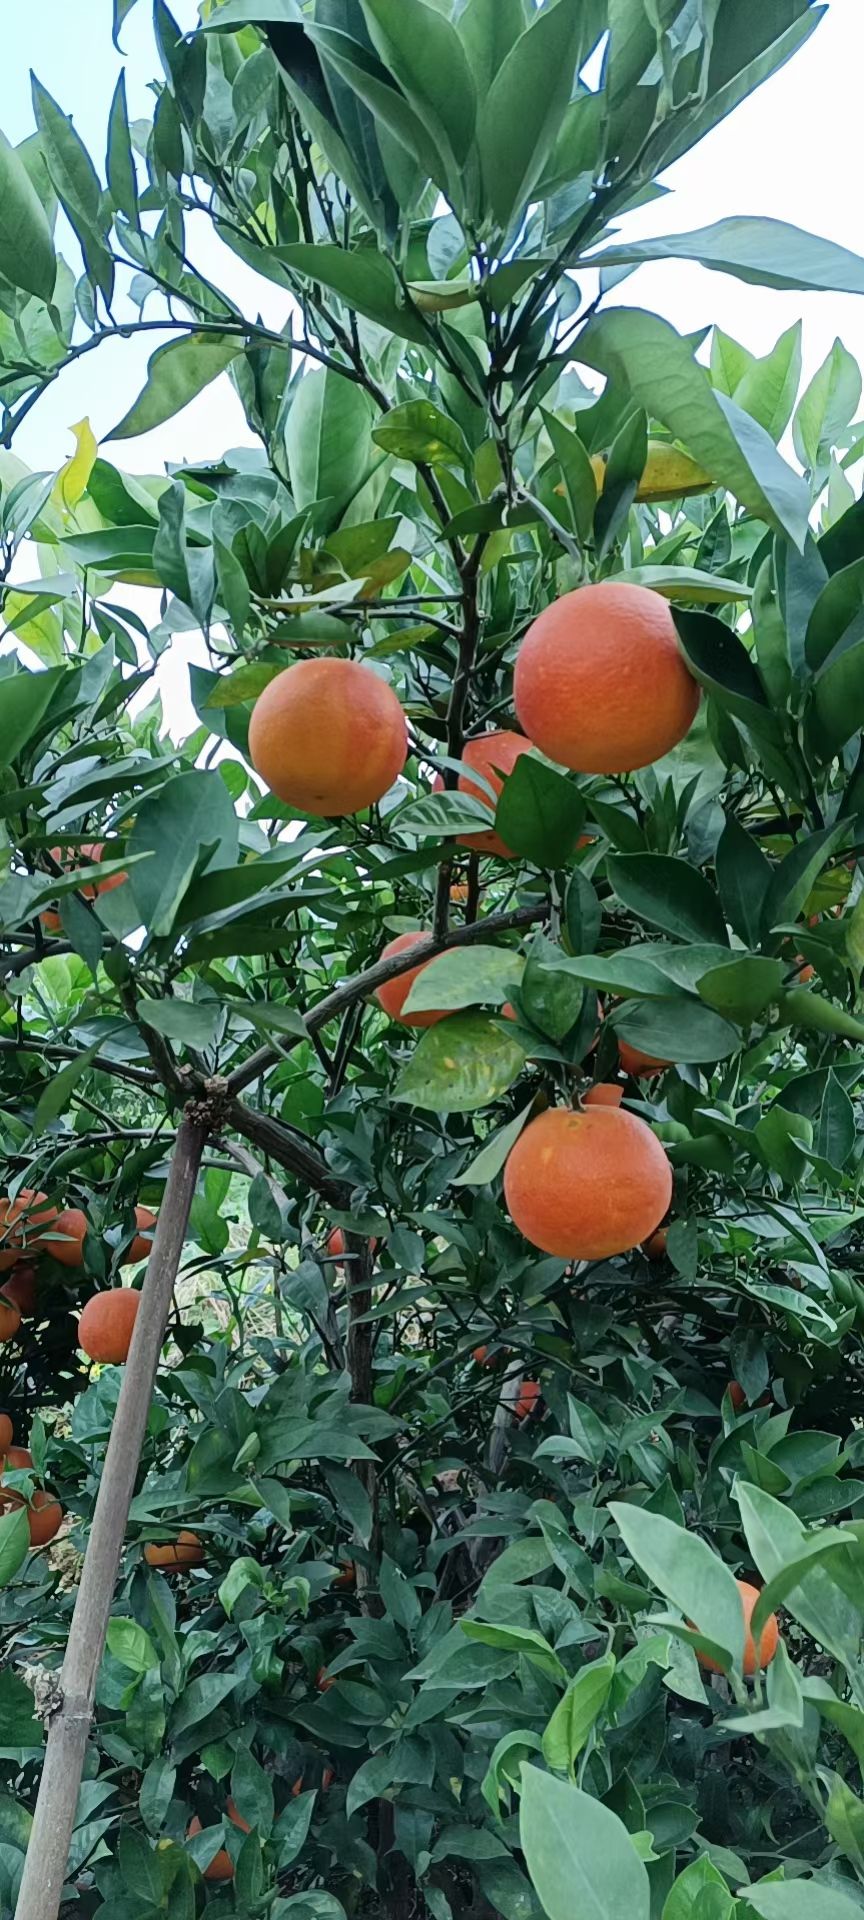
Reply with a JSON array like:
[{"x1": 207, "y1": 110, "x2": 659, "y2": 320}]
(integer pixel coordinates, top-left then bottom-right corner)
[
  {"x1": 583, "y1": 1084, "x2": 623, "y2": 1109},
  {"x1": 5, "y1": 1448, "x2": 32, "y2": 1471},
  {"x1": 248, "y1": 658, "x2": 407, "y2": 816},
  {"x1": 375, "y1": 930, "x2": 448, "y2": 1028},
  {"x1": 433, "y1": 731, "x2": 531, "y2": 857},
  {"x1": 187, "y1": 1816, "x2": 234, "y2": 1882},
  {"x1": 1, "y1": 1265, "x2": 37, "y2": 1315},
  {"x1": 27, "y1": 1490, "x2": 63, "y2": 1548},
  {"x1": 316, "y1": 1666, "x2": 334, "y2": 1691},
  {"x1": 226, "y1": 1798, "x2": 251, "y2": 1835},
  {"x1": 0, "y1": 1191, "x2": 57, "y2": 1271},
  {"x1": 500, "y1": 1002, "x2": 517, "y2": 1021},
  {"x1": 696, "y1": 1578, "x2": 779, "y2": 1677},
  {"x1": 79, "y1": 1289, "x2": 139, "y2": 1364},
  {"x1": 0, "y1": 1301, "x2": 21, "y2": 1344},
  {"x1": 617, "y1": 1037, "x2": 671, "y2": 1078},
  {"x1": 513, "y1": 1380, "x2": 540, "y2": 1422},
  {"x1": 449, "y1": 882, "x2": 470, "y2": 903},
  {"x1": 504, "y1": 1107, "x2": 672, "y2": 1260},
  {"x1": 326, "y1": 1228, "x2": 377, "y2": 1261},
  {"x1": 40, "y1": 1206, "x2": 88, "y2": 1268},
  {"x1": 334, "y1": 1559, "x2": 355, "y2": 1589},
  {"x1": 643, "y1": 1227, "x2": 668, "y2": 1261},
  {"x1": 144, "y1": 1530, "x2": 205, "y2": 1571},
  {"x1": 121, "y1": 1205, "x2": 156, "y2": 1266},
  {"x1": 291, "y1": 1776, "x2": 305, "y2": 1797},
  {"x1": 0, "y1": 1416, "x2": 12, "y2": 1454},
  {"x1": 473, "y1": 1345, "x2": 490, "y2": 1367},
  {"x1": 40, "y1": 841, "x2": 127, "y2": 931},
  {"x1": 322, "y1": 1765, "x2": 335, "y2": 1790},
  {"x1": 514, "y1": 583, "x2": 699, "y2": 774},
  {"x1": 728, "y1": 1381, "x2": 747, "y2": 1411}
]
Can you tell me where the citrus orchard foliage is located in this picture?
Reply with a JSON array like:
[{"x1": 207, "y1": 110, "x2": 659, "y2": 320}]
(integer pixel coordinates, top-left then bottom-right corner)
[{"x1": 4, "y1": 1, "x2": 864, "y2": 1916}]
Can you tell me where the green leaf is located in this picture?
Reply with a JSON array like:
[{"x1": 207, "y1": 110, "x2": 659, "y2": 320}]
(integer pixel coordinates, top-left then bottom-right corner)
[
  {"x1": 520, "y1": 1766, "x2": 650, "y2": 1920},
  {"x1": 461, "y1": 1620, "x2": 566, "y2": 1683},
  {"x1": 458, "y1": 0, "x2": 526, "y2": 94},
  {"x1": 453, "y1": 1099, "x2": 535, "y2": 1188},
  {"x1": 541, "y1": 1654, "x2": 615, "y2": 1775},
  {"x1": 662, "y1": 1856, "x2": 734, "y2": 1920},
  {"x1": 609, "y1": 855, "x2": 728, "y2": 946},
  {"x1": 205, "y1": 0, "x2": 303, "y2": 22},
  {"x1": 136, "y1": 997, "x2": 221, "y2": 1051},
  {"x1": 733, "y1": 323, "x2": 802, "y2": 442},
  {"x1": 106, "y1": 1617, "x2": 159, "y2": 1673},
  {"x1": 577, "y1": 309, "x2": 810, "y2": 548},
  {"x1": 323, "y1": 1464, "x2": 373, "y2": 1548},
  {"x1": 591, "y1": 218, "x2": 864, "y2": 297},
  {"x1": 60, "y1": 525, "x2": 156, "y2": 572},
  {"x1": 477, "y1": 0, "x2": 582, "y2": 232},
  {"x1": 754, "y1": 1106, "x2": 813, "y2": 1183},
  {"x1": 139, "y1": 1755, "x2": 176, "y2": 1835},
  {"x1": 674, "y1": 608, "x2": 777, "y2": 737},
  {"x1": 614, "y1": 997, "x2": 739, "y2": 1065},
  {"x1": 106, "y1": 72, "x2": 139, "y2": 229},
  {"x1": 108, "y1": 333, "x2": 242, "y2": 440},
  {"x1": 793, "y1": 338, "x2": 861, "y2": 470},
  {"x1": 0, "y1": 131, "x2": 56, "y2": 301},
  {"x1": 715, "y1": 815, "x2": 772, "y2": 949},
  {"x1": 30, "y1": 77, "x2": 113, "y2": 301},
  {"x1": 280, "y1": 243, "x2": 427, "y2": 344},
  {"x1": 735, "y1": 1483, "x2": 863, "y2": 1667},
  {"x1": 372, "y1": 399, "x2": 468, "y2": 470},
  {"x1": 594, "y1": 408, "x2": 648, "y2": 560},
  {"x1": 522, "y1": 936, "x2": 591, "y2": 1043},
  {"x1": 218, "y1": 1557, "x2": 264, "y2": 1620},
  {"x1": 565, "y1": 870, "x2": 602, "y2": 956},
  {"x1": 816, "y1": 1072, "x2": 855, "y2": 1170},
  {"x1": 744, "y1": 1884, "x2": 864, "y2": 1920},
  {"x1": 380, "y1": 1552, "x2": 421, "y2": 1631},
  {"x1": 0, "y1": 1508, "x2": 29, "y2": 1589},
  {"x1": 361, "y1": 0, "x2": 477, "y2": 169},
  {"x1": 805, "y1": 558, "x2": 864, "y2": 672},
  {"x1": 0, "y1": 666, "x2": 67, "y2": 769},
  {"x1": 614, "y1": 566, "x2": 751, "y2": 607},
  {"x1": 113, "y1": 0, "x2": 142, "y2": 46},
  {"x1": 697, "y1": 956, "x2": 785, "y2": 1023},
  {"x1": 402, "y1": 945, "x2": 522, "y2": 1016},
  {"x1": 34, "y1": 1043, "x2": 101, "y2": 1130},
  {"x1": 394, "y1": 1011, "x2": 526, "y2": 1113},
  {"x1": 345, "y1": 1752, "x2": 395, "y2": 1822},
  {"x1": 762, "y1": 824, "x2": 848, "y2": 936},
  {"x1": 127, "y1": 770, "x2": 239, "y2": 937},
  {"x1": 609, "y1": 1503, "x2": 745, "y2": 1670},
  {"x1": 494, "y1": 756, "x2": 585, "y2": 868},
  {"x1": 812, "y1": 640, "x2": 864, "y2": 756},
  {"x1": 541, "y1": 409, "x2": 597, "y2": 546},
  {"x1": 231, "y1": 1747, "x2": 274, "y2": 1839},
  {"x1": 286, "y1": 367, "x2": 376, "y2": 518}
]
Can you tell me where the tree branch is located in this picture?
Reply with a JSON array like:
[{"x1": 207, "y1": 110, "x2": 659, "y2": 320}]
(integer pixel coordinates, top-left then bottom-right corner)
[
  {"x1": 225, "y1": 902, "x2": 547, "y2": 1096},
  {"x1": 0, "y1": 1036, "x2": 159, "y2": 1091}
]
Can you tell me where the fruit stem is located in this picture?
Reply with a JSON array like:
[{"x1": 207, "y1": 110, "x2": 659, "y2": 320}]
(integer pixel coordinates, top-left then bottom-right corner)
[{"x1": 15, "y1": 1118, "x2": 207, "y2": 1920}]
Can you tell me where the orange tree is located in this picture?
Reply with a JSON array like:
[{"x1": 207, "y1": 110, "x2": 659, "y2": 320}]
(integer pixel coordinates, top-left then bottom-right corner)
[{"x1": 4, "y1": 2, "x2": 864, "y2": 1916}]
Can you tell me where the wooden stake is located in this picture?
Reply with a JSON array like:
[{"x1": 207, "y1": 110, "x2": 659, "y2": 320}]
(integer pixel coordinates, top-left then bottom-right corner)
[{"x1": 15, "y1": 1117, "x2": 207, "y2": 1920}]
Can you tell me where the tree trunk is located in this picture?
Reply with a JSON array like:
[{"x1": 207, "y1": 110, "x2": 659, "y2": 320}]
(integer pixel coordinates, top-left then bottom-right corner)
[{"x1": 15, "y1": 1117, "x2": 207, "y2": 1920}]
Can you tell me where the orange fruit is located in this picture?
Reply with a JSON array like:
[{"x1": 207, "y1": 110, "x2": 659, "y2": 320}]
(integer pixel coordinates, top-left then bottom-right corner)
[
  {"x1": 504, "y1": 1107, "x2": 672, "y2": 1260},
  {"x1": 583, "y1": 1084, "x2": 623, "y2": 1109},
  {"x1": 187, "y1": 1816, "x2": 234, "y2": 1882},
  {"x1": 322, "y1": 1765, "x2": 335, "y2": 1790},
  {"x1": 500, "y1": 1002, "x2": 517, "y2": 1021},
  {"x1": 40, "y1": 841, "x2": 127, "y2": 931},
  {"x1": 39, "y1": 1206, "x2": 88, "y2": 1269},
  {"x1": 0, "y1": 1301, "x2": 21, "y2": 1344},
  {"x1": 375, "y1": 930, "x2": 448, "y2": 1028},
  {"x1": 0, "y1": 1191, "x2": 57, "y2": 1271},
  {"x1": 316, "y1": 1666, "x2": 334, "y2": 1691},
  {"x1": 0, "y1": 1416, "x2": 12, "y2": 1454},
  {"x1": 696, "y1": 1578, "x2": 779, "y2": 1677},
  {"x1": 513, "y1": 1380, "x2": 540, "y2": 1422},
  {"x1": 248, "y1": 658, "x2": 407, "y2": 816},
  {"x1": 226, "y1": 1797, "x2": 251, "y2": 1835},
  {"x1": 514, "y1": 583, "x2": 699, "y2": 773},
  {"x1": 433, "y1": 731, "x2": 531, "y2": 857},
  {"x1": 5, "y1": 1448, "x2": 32, "y2": 1471},
  {"x1": 291, "y1": 1776, "x2": 304, "y2": 1796},
  {"x1": 326, "y1": 1228, "x2": 377, "y2": 1260},
  {"x1": 27, "y1": 1490, "x2": 63, "y2": 1548},
  {"x1": 643, "y1": 1227, "x2": 668, "y2": 1260},
  {"x1": 79, "y1": 1289, "x2": 139, "y2": 1364},
  {"x1": 728, "y1": 1381, "x2": 746, "y2": 1412},
  {"x1": 1, "y1": 1264, "x2": 37, "y2": 1315},
  {"x1": 121, "y1": 1205, "x2": 156, "y2": 1266},
  {"x1": 144, "y1": 1530, "x2": 205, "y2": 1571},
  {"x1": 334, "y1": 1559, "x2": 355, "y2": 1589},
  {"x1": 449, "y1": 882, "x2": 470, "y2": 903},
  {"x1": 473, "y1": 1345, "x2": 490, "y2": 1367},
  {"x1": 617, "y1": 1037, "x2": 671, "y2": 1078}
]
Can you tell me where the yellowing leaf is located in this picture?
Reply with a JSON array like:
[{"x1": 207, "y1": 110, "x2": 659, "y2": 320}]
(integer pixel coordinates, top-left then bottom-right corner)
[{"x1": 55, "y1": 418, "x2": 98, "y2": 510}]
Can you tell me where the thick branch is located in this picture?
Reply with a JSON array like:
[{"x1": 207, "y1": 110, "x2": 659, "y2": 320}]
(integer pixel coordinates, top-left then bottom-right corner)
[
  {"x1": 16, "y1": 1117, "x2": 207, "y2": 1920},
  {"x1": 225, "y1": 902, "x2": 547, "y2": 1096},
  {"x1": 226, "y1": 1097, "x2": 350, "y2": 1206}
]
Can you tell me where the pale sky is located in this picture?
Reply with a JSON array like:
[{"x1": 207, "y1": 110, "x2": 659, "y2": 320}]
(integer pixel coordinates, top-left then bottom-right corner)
[{"x1": 3, "y1": 0, "x2": 864, "y2": 734}]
